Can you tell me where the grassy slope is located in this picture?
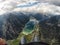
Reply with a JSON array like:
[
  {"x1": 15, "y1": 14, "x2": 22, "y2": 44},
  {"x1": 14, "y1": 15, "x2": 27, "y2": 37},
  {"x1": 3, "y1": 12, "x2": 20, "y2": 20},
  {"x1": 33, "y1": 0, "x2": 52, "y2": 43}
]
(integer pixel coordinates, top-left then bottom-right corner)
[{"x1": 7, "y1": 32, "x2": 33, "y2": 45}]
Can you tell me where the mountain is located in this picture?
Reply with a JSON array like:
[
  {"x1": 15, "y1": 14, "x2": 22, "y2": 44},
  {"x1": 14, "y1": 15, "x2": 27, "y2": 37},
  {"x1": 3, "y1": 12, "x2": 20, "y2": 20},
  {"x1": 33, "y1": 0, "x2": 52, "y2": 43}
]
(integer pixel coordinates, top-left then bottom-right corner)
[
  {"x1": 0, "y1": 12, "x2": 60, "y2": 45},
  {"x1": 5, "y1": 13, "x2": 60, "y2": 45},
  {"x1": 0, "y1": 12, "x2": 46, "y2": 40},
  {"x1": 0, "y1": 12, "x2": 29, "y2": 40},
  {"x1": 39, "y1": 15, "x2": 60, "y2": 44}
]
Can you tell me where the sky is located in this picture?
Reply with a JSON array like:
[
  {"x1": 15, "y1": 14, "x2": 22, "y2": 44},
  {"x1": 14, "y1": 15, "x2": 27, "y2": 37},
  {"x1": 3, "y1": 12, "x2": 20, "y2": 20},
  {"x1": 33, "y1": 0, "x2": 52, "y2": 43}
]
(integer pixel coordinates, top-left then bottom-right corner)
[{"x1": 0, "y1": 0, "x2": 60, "y2": 15}]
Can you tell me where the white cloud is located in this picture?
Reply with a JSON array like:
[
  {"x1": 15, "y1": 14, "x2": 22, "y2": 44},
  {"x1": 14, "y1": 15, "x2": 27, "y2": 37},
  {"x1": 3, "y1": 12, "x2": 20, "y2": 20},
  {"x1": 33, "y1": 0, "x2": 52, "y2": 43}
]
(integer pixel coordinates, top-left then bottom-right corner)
[
  {"x1": 14, "y1": 3, "x2": 60, "y2": 15},
  {"x1": 0, "y1": 0, "x2": 60, "y2": 16},
  {"x1": 0, "y1": 0, "x2": 38, "y2": 15}
]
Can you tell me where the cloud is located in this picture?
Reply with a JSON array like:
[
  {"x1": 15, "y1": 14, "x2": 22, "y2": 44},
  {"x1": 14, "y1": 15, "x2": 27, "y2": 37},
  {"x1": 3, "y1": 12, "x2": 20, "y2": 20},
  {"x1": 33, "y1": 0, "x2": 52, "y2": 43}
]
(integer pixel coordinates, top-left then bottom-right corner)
[
  {"x1": 0, "y1": 0, "x2": 39, "y2": 15},
  {"x1": 38, "y1": 0, "x2": 60, "y2": 6},
  {"x1": 13, "y1": 3, "x2": 60, "y2": 16},
  {"x1": 0, "y1": 0, "x2": 60, "y2": 16}
]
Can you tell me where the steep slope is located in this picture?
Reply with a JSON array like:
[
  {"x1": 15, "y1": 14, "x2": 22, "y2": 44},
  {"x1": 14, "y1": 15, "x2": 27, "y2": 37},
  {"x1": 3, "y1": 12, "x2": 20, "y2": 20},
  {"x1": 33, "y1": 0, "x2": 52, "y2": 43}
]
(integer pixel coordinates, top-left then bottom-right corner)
[
  {"x1": 0, "y1": 12, "x2": 45, "y2": 40},
  {"x1": 39, "y1": 15, "x2": 60, "y2": 44},
  {"x1": 7, "y1": 14, "x2": 60, "y2": 45},
  {"x1": 2, "y1": 13, "x2": 29, "y2": 40}
]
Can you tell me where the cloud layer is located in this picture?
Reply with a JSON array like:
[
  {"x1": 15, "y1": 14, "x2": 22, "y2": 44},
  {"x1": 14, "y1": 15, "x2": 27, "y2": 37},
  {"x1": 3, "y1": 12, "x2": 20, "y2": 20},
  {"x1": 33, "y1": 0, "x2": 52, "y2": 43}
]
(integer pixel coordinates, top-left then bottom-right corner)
[{"x1": 0, "y1": 0, "x2": 60, "y2": 15}]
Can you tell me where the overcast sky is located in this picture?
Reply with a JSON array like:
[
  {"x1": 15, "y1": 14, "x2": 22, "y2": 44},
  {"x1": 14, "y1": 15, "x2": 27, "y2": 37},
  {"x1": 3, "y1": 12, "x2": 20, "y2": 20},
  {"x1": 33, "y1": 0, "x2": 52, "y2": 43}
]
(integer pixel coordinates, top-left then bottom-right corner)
[{"x1": 0, "y1": 0, "x2": 60, "y2": 15}]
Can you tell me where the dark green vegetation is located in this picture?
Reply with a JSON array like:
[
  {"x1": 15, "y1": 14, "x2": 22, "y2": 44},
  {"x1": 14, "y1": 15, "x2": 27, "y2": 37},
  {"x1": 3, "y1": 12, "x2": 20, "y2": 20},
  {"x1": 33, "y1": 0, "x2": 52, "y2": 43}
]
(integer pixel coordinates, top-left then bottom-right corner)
[{"x1": 0, "y1": 12, "x2": 60, "y2": 45}]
